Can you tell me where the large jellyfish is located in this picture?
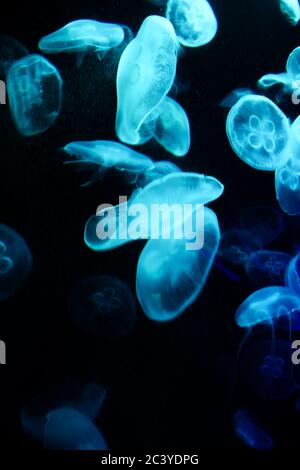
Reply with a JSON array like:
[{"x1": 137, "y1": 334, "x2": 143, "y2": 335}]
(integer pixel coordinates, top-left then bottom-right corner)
[
  {"x1": 44, "y1": 408, "x2": 107, "y2": 450},
  {"x1": 219, "y1": 229, "x2": 262, "y2": 267},
  {"x1": 116, "y1": 15, "x2": 178, "y2": 145},
  {"x1": 275, "y1": 147, "x2": 300, "y2": 216},
  {"x1": 0, "y1": 224, "x2": 32, "y2": 300},
  {"x1": 279, "y1": 0, "x2": 300, "y2": 25},
  {"x1": 239, "y1": 205, "x2": 285, "y2": 245},
  {"x1": 7, "y1": 54, "x2": 63, "y2": 136},
  {"x1": 233, "y1": 409, "x2": 274, "y2": 450},
  {"x1": 226, "y1": 95, "x2": 290, "y2": 171},
  {"x1": 69, "y1": 276, "x2": 136, "y2": 337},
  {"x1": 166, "y1": 0, "x2": 218, "y2": 48},
  {"x1": 245, "y1": 250, "x2": 291, "y2": 287},
  {"x1": 136, "y1": 207, "x2": 220, "y2": 322},
  {"x1": 0, "y1": 35, "x2": 28, "y2": 78}
]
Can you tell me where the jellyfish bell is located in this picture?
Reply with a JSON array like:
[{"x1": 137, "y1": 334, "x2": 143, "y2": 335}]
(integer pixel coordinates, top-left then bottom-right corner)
[
  {"x1": 233, "y1": 409, "x2": 274, "y2": 450},
  {"x1": 245, "y1": 250, "x2": 291, "y2": 287},
  {"x1": 136, "y1": 160, "x2": 182, "y2": 187},
  {"x1": 219, "y1": 229, "x2": 262, "y2": 267},
  {"x1": 275, "y1": 151, "x2": 300, "y2": 216},
  {"x1": 279, "y1": 0, "x2": 300, "y2": 26}
]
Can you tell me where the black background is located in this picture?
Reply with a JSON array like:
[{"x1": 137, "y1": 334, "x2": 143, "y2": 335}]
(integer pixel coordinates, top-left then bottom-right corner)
[{"x1": 0, "y1": 0, "x2": 299, "y2": 453}]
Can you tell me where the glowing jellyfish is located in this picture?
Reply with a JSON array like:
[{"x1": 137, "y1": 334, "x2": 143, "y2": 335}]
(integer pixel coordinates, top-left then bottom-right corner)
[
  {"x1": 285, "y1": 252, "x2": 300, "y2": 298},
  {"x1": 136, "y1": 207, "x2": 220, "y2": 322},
  {"x1": 116, "y1": 15, "x2": 178, "y2": 145},
  {"x1": 226, "y1": 95, "x2": 290, "y2": 171},
  {"x1": 286, "y1": 46, "x2": 300, "y2": 80},
  {"x1": 7, "y1": 54, "x2": 63, "y2": 136},
  {"x1": 233, "y1": 410, "x2": 274, "y2": 450},
  {"x1": 220, "y1": 88, "x2": 254, "y2": 109},
  {"x1": 279, "y1": 0, "x2": 300, "y2": 25},
  {"x1": 0, "y1": 36, "x2": 28, "y2": 78},
  {"x1": 166, "y1": 0, "x2": 218, "y2": 48},
  {"x1": 21, "y1": 381, "x2": 106, "y2": 441},
  {"x1": 0, "y1": 224, "x2": 32, "y2": 300},
  {"x1": 136, "y1": 160, "x2": 181, "y2": 187},
  {"x1": 69, "y1": 276, "x2": 136, "y2": 337},
  {"x1": 275, "y1": 153, "x2": 300, "y2": 216},
  {"x1": 245, "y1": 250, "x2": 291, "y2": 287},
  {"x1": 219, "y1": 229, "x2": 262, "y2": 266},
  {"x1": 44, "y1": 408, "x2": 107, "y2": 450},
  {"x1": 240, "y1": 205, "x2": 285, "y2": 245}
]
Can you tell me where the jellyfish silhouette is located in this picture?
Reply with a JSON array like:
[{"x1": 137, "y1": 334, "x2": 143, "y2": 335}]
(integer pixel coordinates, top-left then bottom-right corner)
[
  {"x1": 245, "y1": 250, "x2": 291, "y2": 287},
  {"x1": 7, "y1": 54, "x2": 63, "y2": 136},
  {"x1": 226, "y1": 95, "x2": 290, "y2": 171},
  {"x1": 279, "y1": 0, "x2": 300, "y2": 25},
  {"x1": 219, "y1": 229, "x2": 262, "y2": 266},
  {"x1": 69, "y1": 276, "x2": 136, "y2": 337},
  {"x1": 0, "y1": 36, "x2": 28, "y2": 78},
  {"x1": 0, "y1": 224, "x2": 32, "y2": 300},
  {"x1": 240, "y1": 205, "x2": 285, "y2": 245},
  {"x1": 233, "y1": 409, "x2": 274, "y2": 450},
  {"x1": 166, "y1": 0, "x2": 218, "y2": 48}
]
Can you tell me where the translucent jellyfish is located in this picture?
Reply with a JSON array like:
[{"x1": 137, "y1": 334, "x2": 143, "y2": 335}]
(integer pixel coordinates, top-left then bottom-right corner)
[
  {"x1": 240, "y1": 340, "x2": 296, "y2": 400},
  {"x1": 0, "y1": 224, "x2": 32, "y2": 300},
  {"x1": 279, "y1": 0, "x2": 300, "y2": 25},
  {"x1": 245, "y1": 250, "x2": 291, "y2": 287},
  {"x1": 0, "y1": 36, "x2": 28, "y2": 78},
  {"x1": 286, "y1": 46, "x2": 300, "y2": 80},
  {"x1": 136, "y1": 160, "x2": 181, "y2": 187},
  {"x1": 69, "y1": 276, "x2": 136, "y2": 337},
  {"x1": 136, "y1": 207, "x2": 220, "y2": 322},
  {"x1": 7, "y1": 54, "x2": 63, "y2": 136},
  {"x1": 239, "y1": 205, "x2": 285, "y2": 245},
  {"x1": 116, "y1": 15, "x2": 178, "y2": 145},
  {"x1": 226, "y1": 95, "x2": 290, "y2": 171},
  {"x1": 233, "y1": 410, "x2": 274, "y2": 450},
  {"x1": 44, "y1": 408, "x2": 107, "y2": 450},
  {"x1": 275, "y1": 152, "x2": 300, "y2": 216},
  {"x1": 21, "y1": 381, "x2": 106, "y2": 441},
  {"x1": 63, "y1": 140, "x2": 154, "y2": 186},
  {"x1": 219, "y1": 229, "x2": 262, "y2": 266},
  {"x1": 220, "y1": 88, "x2": 254, "y2": 109},
  {"x1": 285, "y1": 252, "x2": 300, "y2": 301},
  {"x1": 166, "y1": 0, "x2": 218, "y2": 48}
]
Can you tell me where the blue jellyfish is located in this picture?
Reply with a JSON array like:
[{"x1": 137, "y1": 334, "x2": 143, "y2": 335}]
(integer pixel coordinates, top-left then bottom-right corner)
[
  {"x1": 166, "y1": 0, "x2": 218, "y2": 48},
  {"x1": 286, "y1": 46, "x2": 300, "y2": 80},
  {"x1": 136, "y1": 160, "x2": 181, "y2": 187},
  {"x1": 279, "y1": 0, "x2": 300, "y2": 25},
  {"x1": 233, "y1": 410, "x2": 274, "y2": 450},
  {"x1": 44, "y1": 408, "x2": 107, "y2": 450},
  {"x1": 219, "y1": 229, "x2": 262, "y2": 266},
  {"x1": 220, "y1": 88, "x2": 254, "y2": 109},
  {"x1": 69, "y1": 276, "x2": 136, "y2": 337},
  {"x1": 116, "y1": 15, "x2": 178, "y2": 145},
  {"x1": 275, "y1": 152, "x2": 300, "y2": 216},
  {"x1": 226, "y1": 95, "x2": 290, "y2": 171},
  {"x1": 0, "y1": 224, "x2": 32, "y2": 300},
  {"x1": 0, "y1": 36, "x2": 28, "y2": 78},
  {"x1": 136, "y1": 207, "x2": 220, "y2": 322},
  {"x1": 7, "y1": 54, "x2": 63, "y2": 136},
  {"x1": 21, "y1": 381, "x2": 106, "y2": 441},
  {"x1": 239, "y1": 205, "x2": 285, "y2": 245},
  {"x1": 284, "y1": 253, "x2": 300, "y2": 330},
  {"x1": 245, "y1": 250, "x2": 291, "y2": 287}
]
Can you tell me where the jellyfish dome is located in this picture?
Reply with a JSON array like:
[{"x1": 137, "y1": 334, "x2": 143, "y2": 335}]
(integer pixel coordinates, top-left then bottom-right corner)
[
  {"x1": 245, "y1": 250, "x2": 291, "y2": 287},
  {"x1": 116, "y1": 15, "x2": 178, "y2": 145},
  {"x1": 137, "y1": 160, "x2": 181, "y2": 187},
  {"x1": 235, "y1": 286, "x2": 300, "y2": 328},
  {"x1": 286, "y1": 46, "x2": 300, "y2": 80},
  {"x1": 44, "y1": 408, "x2": 107, "y2": 450},
  {"x1": 166, "y1": 0, "x2": 218, "y2": 48},
  {"x1": 226, "y1": 95, "x2": 290, "y2": 171},
  {"x1": 285, "y1": 253, "x2": 300, "y2": 297},
  {"x1": 0, "y1": 35, "x2": 28, "y2": 78},
  {"x1": 219, "y1": 229, "x2": 262, "y2": 266},
  {"x1": 233, "y1": 410, "x2": 274, "y2": 450},
  {"x1": 279, "y1": 0, "x2": 300, "y2": 25},
  {"x1": 0, "y1": 224, "x2": 32, "y2": 300},
  {"x1": 7, "y1": 54, "x2": 63, "y2": 136},
  {"x1": 275, "y1": 153, "x2": 300, "y2": 216}
]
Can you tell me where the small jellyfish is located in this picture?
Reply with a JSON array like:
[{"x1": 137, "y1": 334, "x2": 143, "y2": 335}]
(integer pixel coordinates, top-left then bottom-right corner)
[
  {"x1": 279, "y1": 0, "x2": 300, "y2": 25},
  {"x1": 233, "y1": 410, "x2": 274, "y2": 450},
  {"x1": 136, "y1": 207, "x2": 220, "y2": 322},
  {"x1": 245, "y1": 250, "x2": 291, "y2": 287},
  {"x1": 116, "y1": 15, "x2": 178, "y2": 145},
  {"x1": 219, "y1": 229, "x2": 262, "y2": 266},
  {"x1": 7, "y1": 54, "x2": 63, "y2": 136},
  {"x1": 220, "y1": 88, "x2": 254, "y2": 109},
  {"x1": 44, "y1": 408, "x2": 107, "y2": 450},
  {"x1": 240, "y1": 205, "x2": 285, "y2": 245},
  {"x1": 69, "y1": 276, "x2": 136, "y2": 337},
  {"x1": 0, "y1": 35, "x2": 28, "y2": 78},
  {"x1": 136, "y1": 160, "x2": 181, "y2": 187},
  {"x1": 275, "y1": 152, "x2": 300, "y2": 216},
  {"x1": 226, "y1": 95, "x2": 290, "y2": 171},
  {"x1": 166, "y1": 0, "x2": 218, "y2": 48},
  {"x1": 0, "y1": 224, "x2": 32, "y2": 300}
]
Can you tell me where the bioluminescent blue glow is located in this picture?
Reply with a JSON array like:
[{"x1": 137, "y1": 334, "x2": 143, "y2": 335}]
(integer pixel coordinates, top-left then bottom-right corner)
[
  {"x1": 235, "y1": 286, "x2": 300, "y2": 328},
  {"x1": 166, "y1": 0, "x2": 218, "y2": 48},
  {"x1": 137, "y1": 160, "x2": 181, "y2": 187},
  {"x1": 233, "y1": 410, "x2": 274, "y2": 450},
  {"x1": 286, "y1": 46, "x2": 300, "y2": 79},
  {"x1": 279, "y1": 0, "x2": 300, "y2": 25},
  {"x1": 44, "y1": 408, "x2": 107, "y2": 450},
  {"x1": 240, "y1": 205, "x2": 285, "y2": 245},
  {"x1": 136, "y1": 207, "x2": 220, "y2": 322},
  {"x1": 0, "y1": 224, "x2": 32, "y2": 300},
  {"x1": 7, "y1": 54, "x2": 63, "y2": 136},
  {"x1": 226, "y1": 95, "x2": 290, "y2": 171},
  {"x1": 116, "y1": 15, "x2": 178, "y2": 145},
  {"x1": 0, "y1": 35, "x2": 28, "y2": 77},
  {"x1": 245, "y1": 250, "x2": 291, "y2": 287},
  {"x1": 219, "y1": 229, "x2": 262, "y2": 266},
  {"x1": 275, "y1": 153, "x2": 300, "y2": 216},
  {"x1": 69, "y1": 276, "x2": 136, "y2": 337},
  {"x1": 285, "y1": 253, "x2": 300, "y2": 297},
  {"x1": 220, "y1": 88, "x2": 254, "y2": 109}
]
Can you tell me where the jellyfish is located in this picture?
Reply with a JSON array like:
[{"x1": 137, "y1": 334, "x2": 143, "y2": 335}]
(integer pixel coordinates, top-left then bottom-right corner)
[
  {"x1": 0, "y1": 35, "x2": 28, "y2": 78},
  {"x1": 136, "y1": 160, "x2": 181, "y2": 187},
  {"x1": 166, "y1": 0, "x2": 218, "y2": 48},
  {"x1": 0, "y1": 224, "x2": 32, "y2": 300},
  {"x1": 275, "y1": 145, "x2": 300, "y2": 216},
  {"x1": 136, "y1": 207, "x2": 220, "y2": 322},
  {"x1": 116, "y1": 15, "x2": 178, "y2": 145},
  {"x1": 239, "y1": 205, "x2": 285, "y2": 245},
  {"x1": 21, "y1": 381, "x2": 106, "y2": 441},
  {"x1": 69, "y1": 276, "x2": 136, "y2": 337},
  {"x1": 233, "y1": 409, "x2": 274, "y2": 450},
  {"x1": 245, "y1": 250, "x2": 291, "y2": 287},
  {"x1": 7, "y1": 54, "x2": 63, "y2": 136},
  {"x1": 219, "y1": 229, "x2": 262, "y2": 267},
  {"x1": 63, "y1": 140, "x2": 154, "y2": 186},
  {"x1": 285, "y1": 253, "x2": 300, "y2": 319},
  {"x1": 279, "y1": 0, "x2": 300, "y2": 25},
  {"x1": 44, "y1": 408, "x2": 107, "y2": 450},
  {"x1": 220, "y1": 88, "x2": 254, "y2": 109},
  {"x1": 226, "y1": 95, "x2": 290, "y2": 171}
]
